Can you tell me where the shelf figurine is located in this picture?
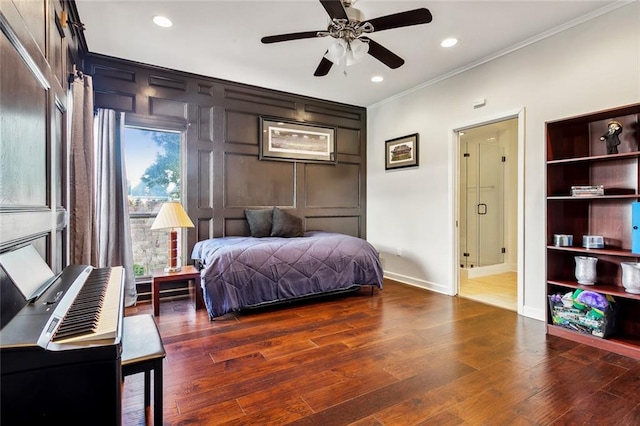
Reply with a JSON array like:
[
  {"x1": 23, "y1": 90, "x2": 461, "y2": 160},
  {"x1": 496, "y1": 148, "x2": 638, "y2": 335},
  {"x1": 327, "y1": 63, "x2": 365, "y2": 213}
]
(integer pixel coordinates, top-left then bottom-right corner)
[{"x1": 600, "y1": 120, "x2": 623, "y2": 154}]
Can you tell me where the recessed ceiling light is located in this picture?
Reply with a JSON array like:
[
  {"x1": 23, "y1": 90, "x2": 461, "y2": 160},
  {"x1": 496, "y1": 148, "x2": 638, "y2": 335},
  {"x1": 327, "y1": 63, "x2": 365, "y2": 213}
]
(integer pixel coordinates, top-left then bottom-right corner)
[
  {"x1": 440, "y1": 38, "x2": 458, "y2": 48},
  {"x1": 371, "y1": 75, "x2": 384, "y2": 83},
  {"x1": 153, "y1": 15, "x2": 173, "y2": 28}
]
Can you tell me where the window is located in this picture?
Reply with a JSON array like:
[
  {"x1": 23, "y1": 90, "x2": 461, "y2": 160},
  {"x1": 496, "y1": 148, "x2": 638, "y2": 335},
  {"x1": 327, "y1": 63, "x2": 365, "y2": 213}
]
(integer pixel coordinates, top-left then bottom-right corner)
[{"x1": 124, "y1": 126, "x2": 183, "y2": 278}]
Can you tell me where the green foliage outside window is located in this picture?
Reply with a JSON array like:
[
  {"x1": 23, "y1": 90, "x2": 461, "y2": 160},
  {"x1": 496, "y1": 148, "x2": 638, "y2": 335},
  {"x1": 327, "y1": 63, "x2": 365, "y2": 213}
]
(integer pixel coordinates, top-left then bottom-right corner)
[
  {"x1": 125, "y1": 127, "x2": 183, "y2": 277},
  {"x1": 139, "y1": 131, "x2": 181, "y2": 200}
]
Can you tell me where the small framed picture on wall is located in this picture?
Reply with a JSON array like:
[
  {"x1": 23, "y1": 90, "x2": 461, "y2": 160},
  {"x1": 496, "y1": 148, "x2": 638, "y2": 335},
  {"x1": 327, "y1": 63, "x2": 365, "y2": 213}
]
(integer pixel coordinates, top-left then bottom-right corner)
[{"x1": 385, "y1": 133, "x2": 419, "y2": 170}]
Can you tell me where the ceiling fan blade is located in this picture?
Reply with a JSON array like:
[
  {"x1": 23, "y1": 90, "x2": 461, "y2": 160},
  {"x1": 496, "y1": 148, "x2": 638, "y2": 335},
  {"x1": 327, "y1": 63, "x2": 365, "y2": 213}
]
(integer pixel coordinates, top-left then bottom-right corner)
[
  {"x1": 361, "y1": 37, "x2": 404, "y2": 69},
  {"x1": 319, "y1": 0, "x2": 349, "y2": 21},
  {"x1": 365, "y1": 8, "x2": 433, "y2": 32},
  {"x1": 261, "y1": 31, "x2": 324, "y2": 44},
  {"x1": 314, "y1": 56, "x2": 334, "y2": 77}
]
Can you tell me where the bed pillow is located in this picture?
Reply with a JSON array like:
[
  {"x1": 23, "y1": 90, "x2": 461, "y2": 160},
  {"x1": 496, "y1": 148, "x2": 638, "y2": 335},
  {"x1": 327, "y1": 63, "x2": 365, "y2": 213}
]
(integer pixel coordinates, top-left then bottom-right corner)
[
  {"x1": 270, "y1": 208, "x2": 304, "y2": 238},
  {"x1": 245, "y1": 208, "x2": 274, "y2": 237}
]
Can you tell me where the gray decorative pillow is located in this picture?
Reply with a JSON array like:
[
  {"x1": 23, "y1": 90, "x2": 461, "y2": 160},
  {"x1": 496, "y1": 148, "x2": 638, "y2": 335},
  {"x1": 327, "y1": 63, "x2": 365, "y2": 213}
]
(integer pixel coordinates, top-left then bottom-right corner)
[
  {"x1": 270, "y1": 208, "x2": 304, "y2": 238},
  {"x1": 245, "y1": 208, "x2": 274, "y2": 237}
]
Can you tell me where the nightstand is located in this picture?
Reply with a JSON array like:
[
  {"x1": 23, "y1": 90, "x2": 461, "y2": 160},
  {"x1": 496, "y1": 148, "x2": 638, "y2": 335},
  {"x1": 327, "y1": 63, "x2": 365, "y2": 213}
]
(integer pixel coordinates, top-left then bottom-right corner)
[{"x1": 151, "y1": 265, "x2": 203, "y2": 316}]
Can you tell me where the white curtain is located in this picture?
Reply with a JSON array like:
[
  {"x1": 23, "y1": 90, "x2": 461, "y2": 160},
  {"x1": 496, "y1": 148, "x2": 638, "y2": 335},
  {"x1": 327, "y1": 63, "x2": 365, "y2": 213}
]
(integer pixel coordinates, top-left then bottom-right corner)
[
  {"x1": 69, "y1": 74, "x2": 97, "y2": 266},
  {"x1": 95, "y1": 109, "x2": 137, "y2": 306}
]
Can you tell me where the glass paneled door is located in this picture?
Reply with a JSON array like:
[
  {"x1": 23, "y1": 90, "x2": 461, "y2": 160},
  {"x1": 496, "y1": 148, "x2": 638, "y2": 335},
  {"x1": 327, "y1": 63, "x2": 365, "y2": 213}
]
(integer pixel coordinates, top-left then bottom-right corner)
[{"x1": 459, "y1": 138, "x2": 505, "y2": 268}]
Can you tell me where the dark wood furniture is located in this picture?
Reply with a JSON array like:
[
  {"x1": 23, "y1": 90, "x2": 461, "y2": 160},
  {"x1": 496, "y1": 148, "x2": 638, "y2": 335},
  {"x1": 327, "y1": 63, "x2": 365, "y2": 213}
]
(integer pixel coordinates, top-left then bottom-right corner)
[
  {"x1": 546, "y1": 103, "x2": 640, "y2": 359},
  {"x1": 122, "y1": 314, "x2": 166, "y2": 426},
  {"x1": 151, "y1": 265, "x2": 203, "y2": 316}
]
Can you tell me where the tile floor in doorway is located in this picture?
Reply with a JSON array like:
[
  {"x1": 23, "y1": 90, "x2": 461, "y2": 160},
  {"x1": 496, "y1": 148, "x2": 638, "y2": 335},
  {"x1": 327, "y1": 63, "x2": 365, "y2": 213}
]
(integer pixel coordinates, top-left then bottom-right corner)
[{"x1": 458, "y1": 270, "x2": 517, "y2": 311}]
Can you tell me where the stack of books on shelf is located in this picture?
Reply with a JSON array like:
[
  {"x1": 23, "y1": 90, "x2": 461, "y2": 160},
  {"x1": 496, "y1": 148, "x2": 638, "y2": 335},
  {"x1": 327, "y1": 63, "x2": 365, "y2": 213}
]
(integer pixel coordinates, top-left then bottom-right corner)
[{"x1": 571, "y1": 185, "x2": 604, "y2": 197}]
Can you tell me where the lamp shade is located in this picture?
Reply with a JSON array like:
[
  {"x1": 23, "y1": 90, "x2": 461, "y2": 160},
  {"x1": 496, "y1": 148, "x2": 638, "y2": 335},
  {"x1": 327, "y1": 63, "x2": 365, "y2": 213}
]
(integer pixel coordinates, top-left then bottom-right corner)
[
  {"x1": 347, "y1": 38, "x2": 369, "y2": 65},
  {"x1": 324, "y1": 39, "x2": 347, "y2": 64},
  {"x1": 324, "y1": 38, "x2": 369, "y2": 66},
  {"x1": 150, "y1": 201, "x2": 194, "y2": 230}
]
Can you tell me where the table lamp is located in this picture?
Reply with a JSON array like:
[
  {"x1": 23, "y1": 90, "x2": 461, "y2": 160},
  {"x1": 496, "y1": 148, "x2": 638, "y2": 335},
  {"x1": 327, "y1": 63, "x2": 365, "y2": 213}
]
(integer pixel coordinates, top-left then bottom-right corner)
[{"x1": 150, "y1": 201, "x2": 194, "y2": 272}]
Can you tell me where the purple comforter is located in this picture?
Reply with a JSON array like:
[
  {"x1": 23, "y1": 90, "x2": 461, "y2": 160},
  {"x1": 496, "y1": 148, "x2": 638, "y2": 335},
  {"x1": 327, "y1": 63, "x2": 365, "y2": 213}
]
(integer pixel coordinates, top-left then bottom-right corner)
[{"x1": 191, "y1": 231, "x2": 383, "y2": 318}]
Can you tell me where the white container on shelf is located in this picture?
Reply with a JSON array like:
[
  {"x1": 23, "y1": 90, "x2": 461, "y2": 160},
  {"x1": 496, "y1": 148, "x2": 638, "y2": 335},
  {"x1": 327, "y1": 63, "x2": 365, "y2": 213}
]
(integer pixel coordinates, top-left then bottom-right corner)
[
  {"x1": 574, "y1": 256, "x2": 597, "y2": 285},
  {"x1": 621, "y1": 262, "x2": 640, "y2": 294}
]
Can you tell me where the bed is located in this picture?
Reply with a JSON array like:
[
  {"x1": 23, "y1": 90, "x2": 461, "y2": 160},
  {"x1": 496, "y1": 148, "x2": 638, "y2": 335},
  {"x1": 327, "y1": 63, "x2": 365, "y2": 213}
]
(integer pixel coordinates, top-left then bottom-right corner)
[{"x1": 191, "y1": 231, "x2": 383, "y2": 318}]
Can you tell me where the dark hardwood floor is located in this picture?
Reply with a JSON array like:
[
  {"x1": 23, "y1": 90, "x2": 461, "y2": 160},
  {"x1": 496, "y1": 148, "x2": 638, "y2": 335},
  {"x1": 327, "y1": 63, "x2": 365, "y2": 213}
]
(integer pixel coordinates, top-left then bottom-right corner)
[{"x1": 123, "y1": 279, "x2": 640, "y2": 425}]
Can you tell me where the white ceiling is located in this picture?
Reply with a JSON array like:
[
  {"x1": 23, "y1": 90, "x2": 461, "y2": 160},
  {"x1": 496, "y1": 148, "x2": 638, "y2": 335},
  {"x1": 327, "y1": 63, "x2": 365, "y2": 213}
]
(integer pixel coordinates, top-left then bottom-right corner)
[{"x1": 74, "y1": 0, "x2": 622, "y2": 107}]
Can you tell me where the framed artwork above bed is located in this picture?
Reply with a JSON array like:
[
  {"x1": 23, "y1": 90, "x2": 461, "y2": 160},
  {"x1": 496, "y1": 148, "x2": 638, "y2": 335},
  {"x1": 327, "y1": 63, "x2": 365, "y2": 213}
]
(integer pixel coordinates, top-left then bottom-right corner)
[{"x1": 259, "y1": 116, "x2": 337, "y2": 164}]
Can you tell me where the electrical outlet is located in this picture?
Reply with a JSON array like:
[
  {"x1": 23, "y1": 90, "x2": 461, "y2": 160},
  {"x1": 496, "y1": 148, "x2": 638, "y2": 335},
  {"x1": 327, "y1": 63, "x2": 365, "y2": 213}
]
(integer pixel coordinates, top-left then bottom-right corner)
[{"x1": 396, "y1": 247, "x2": 402, "y2": 256}]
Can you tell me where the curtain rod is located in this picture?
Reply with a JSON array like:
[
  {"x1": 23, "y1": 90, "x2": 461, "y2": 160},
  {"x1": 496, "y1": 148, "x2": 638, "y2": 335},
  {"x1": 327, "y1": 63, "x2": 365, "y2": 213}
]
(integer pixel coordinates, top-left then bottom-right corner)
[{"x1": 68, "y1": 64, "x2": 86, "y2": 84}]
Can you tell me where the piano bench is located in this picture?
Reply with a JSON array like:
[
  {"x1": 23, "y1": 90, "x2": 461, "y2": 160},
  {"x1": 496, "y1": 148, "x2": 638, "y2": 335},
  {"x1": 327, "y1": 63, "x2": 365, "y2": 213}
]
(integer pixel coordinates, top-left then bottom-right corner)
[{"x1": 122, "y1": 314, "x2": 166, "y2": 426}]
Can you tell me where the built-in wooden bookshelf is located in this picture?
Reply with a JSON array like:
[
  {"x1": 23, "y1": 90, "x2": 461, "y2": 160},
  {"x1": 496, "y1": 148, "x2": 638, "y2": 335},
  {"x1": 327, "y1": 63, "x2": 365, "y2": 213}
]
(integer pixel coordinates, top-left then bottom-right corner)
[{"x1": 546, "y1": 103, "x2": 640, "y2": 359}]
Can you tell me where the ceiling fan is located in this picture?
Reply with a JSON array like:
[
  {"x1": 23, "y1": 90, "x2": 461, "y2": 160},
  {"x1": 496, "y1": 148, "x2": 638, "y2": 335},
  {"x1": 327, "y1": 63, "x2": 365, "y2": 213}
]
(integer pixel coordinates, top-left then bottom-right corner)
[{"x1": 260, "y1": 0, "x2": 433, "y2": 76}]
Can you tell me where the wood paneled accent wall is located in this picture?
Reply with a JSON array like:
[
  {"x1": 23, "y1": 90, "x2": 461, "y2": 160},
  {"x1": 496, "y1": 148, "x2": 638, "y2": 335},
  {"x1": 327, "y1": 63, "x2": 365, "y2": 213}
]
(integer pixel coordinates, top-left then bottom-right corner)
[
  {"x1": 0, "y1": 0, "x2": 82, "y2": 326},
  {"x1": 83, "y1": 54, "x2": 368, "y2": 256}
]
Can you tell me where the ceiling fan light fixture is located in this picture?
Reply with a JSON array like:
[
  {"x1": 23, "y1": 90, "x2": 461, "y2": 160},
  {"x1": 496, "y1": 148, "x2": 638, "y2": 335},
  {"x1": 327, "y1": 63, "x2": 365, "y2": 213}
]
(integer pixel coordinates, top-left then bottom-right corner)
[
  {"x1": 326, "y1": 38, "x2": 369, "y2": 66},
  {"x1": 325, "y1": 39, "x2": 347, "y2": 64},
  {"x1": 349, "y1": 38, "x2": 369, "y2": 60},
  {"x1": 262, "y1": 2, "x2": 433, "y2": 76}
]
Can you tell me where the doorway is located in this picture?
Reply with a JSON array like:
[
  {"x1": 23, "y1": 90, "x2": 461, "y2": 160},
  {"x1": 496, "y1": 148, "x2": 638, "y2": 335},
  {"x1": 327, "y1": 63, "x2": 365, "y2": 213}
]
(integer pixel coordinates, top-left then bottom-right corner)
[
  {"x1": 457, "y1": 118, "x2": 518, "y2": 311},
  {"x1": 459, "y1": 135, "x2": 505, "y2": 270}
]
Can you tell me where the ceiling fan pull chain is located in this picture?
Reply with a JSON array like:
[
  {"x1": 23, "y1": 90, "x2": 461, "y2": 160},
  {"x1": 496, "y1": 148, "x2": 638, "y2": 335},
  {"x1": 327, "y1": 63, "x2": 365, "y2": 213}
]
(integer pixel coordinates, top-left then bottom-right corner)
[{"x1": 343, "y1": 42, "x2": 349, "y2": 76}]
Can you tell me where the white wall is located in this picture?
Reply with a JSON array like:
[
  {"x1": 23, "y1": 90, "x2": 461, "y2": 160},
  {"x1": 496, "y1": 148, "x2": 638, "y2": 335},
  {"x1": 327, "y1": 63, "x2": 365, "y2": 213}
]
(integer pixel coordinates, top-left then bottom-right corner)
[{"x1": 366, "y1": 2, "x2": 640, "y2": 321}]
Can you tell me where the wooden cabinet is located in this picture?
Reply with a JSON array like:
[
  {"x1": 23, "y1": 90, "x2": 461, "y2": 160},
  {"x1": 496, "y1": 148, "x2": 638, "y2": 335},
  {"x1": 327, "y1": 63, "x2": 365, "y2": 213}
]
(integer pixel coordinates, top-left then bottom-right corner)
[{"x1": 546, "y1": 103, "x2": 640, "y2": 359}]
